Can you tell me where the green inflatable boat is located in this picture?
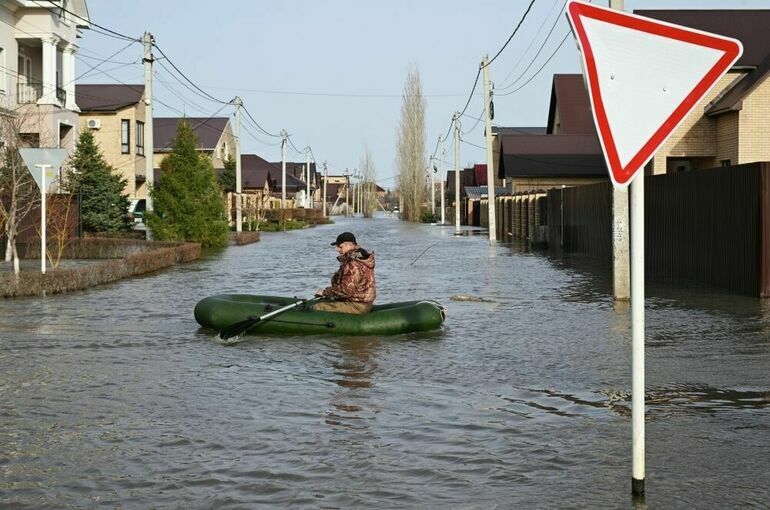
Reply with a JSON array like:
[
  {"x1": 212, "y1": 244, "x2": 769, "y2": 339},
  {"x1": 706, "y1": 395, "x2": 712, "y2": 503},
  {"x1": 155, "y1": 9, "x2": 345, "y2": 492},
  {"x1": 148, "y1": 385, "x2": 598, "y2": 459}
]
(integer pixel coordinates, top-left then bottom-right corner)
[{"x1": 194, "y1": 294, "x2": 446, "y2": 336}]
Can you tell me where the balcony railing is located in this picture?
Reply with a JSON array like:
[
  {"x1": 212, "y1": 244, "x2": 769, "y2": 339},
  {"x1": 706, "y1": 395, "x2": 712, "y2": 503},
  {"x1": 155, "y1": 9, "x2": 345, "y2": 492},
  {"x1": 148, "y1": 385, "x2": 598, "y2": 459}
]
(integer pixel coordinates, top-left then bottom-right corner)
[
  {"x1": 17, "y1": 81, "x2": 42, "y2": 103},
  {"x1": 17, "y1": 80, "x2": 67, "y2": 105}
]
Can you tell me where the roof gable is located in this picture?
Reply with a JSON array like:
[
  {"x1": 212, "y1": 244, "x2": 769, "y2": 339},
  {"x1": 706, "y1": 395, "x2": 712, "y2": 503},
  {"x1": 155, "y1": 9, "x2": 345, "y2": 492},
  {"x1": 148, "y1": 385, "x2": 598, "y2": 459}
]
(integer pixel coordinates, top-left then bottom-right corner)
[
  {"x1": 154, "y1": 117, "x2": 230, "y2": 151},
  {"x1": 546, "y1": 74, "x2": 595, "y2": 135},
  {"x1": 76, "y1": 84, "x2": 144, "y2": 112}
]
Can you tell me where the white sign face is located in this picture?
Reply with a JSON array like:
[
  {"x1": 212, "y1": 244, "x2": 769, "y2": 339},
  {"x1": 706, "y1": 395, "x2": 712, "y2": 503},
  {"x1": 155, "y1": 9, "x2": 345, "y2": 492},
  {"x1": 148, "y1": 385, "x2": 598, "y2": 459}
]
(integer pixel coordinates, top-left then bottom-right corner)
[
  {"x1": 566, "y1": 0, "x2": 742, "y2": 188},
  {"x1": 18, "y1": 148, "x2": 69, "y2": 193}
]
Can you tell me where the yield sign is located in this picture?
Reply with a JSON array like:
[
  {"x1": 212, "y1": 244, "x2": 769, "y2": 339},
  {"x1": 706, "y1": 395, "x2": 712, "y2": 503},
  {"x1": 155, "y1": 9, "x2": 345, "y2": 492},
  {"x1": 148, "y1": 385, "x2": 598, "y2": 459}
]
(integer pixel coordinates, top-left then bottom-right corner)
[{"x1": 566, "y1": 1, "x2": 742, "y2": 188}]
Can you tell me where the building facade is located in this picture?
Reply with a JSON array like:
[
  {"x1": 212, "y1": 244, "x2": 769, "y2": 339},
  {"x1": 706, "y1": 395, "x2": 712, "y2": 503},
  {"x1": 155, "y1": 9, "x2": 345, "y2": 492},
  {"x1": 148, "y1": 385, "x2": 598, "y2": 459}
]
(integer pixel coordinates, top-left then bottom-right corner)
[{"x1": 0, "y1": 0, "x2": 90, "y2": 151}]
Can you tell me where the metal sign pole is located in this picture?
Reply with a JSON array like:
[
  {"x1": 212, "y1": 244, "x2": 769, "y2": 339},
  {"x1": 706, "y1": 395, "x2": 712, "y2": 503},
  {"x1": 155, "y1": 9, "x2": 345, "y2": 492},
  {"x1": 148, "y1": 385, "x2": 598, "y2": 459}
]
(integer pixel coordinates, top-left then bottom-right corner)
[{"x1": 36, "y1": 164, "x2": 51, "y2": 274}]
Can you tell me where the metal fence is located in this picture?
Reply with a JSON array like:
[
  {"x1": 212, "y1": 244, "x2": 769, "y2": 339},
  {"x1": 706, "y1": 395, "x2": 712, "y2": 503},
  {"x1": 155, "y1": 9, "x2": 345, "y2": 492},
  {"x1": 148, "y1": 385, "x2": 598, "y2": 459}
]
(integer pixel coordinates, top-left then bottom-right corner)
[{"x1": 545, "y1": 162, "x2": 770, "y2": 296}]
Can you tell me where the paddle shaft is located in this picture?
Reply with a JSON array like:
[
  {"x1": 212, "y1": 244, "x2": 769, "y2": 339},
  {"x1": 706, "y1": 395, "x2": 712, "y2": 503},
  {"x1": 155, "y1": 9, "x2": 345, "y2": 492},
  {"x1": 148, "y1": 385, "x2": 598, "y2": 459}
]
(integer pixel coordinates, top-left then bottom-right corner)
[{"x1": 219, "y1": 297, "x2": 319, "y2": 340}]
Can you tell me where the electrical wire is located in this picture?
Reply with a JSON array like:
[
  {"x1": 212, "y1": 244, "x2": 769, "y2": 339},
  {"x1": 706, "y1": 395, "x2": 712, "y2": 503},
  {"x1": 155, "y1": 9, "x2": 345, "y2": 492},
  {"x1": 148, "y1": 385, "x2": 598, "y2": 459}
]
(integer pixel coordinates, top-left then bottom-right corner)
[
  {"x1": 484, "y1": 0, "x2": 538, "y2": 68},
  {"x1": 241, "y1": 104, "x2": 282, "y2": 138},
  {"x1": 31, "y1": 0, "x2": 140, "y2": 42},
  {"x1": 461, "y1": 109, "x2": 485, "y2": 136},
  {"x1": 74, "y1": 39, "x2": 138, "y2": 82},
  {"x1": 496, "y1": 31, "x2": 571, "y2": 97},
  {"x1": 151, "y1": 43, "x2": 230, "y2": 105},
  {"x1": 497, "y1": 0, "x2": 566, "y2": 89}
]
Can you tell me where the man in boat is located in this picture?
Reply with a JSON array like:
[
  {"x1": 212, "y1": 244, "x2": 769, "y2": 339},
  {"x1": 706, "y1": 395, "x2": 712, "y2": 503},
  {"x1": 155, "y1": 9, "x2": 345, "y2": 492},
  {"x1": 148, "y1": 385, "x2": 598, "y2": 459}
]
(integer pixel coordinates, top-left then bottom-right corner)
[{"x1": 314, "y1": 232, "x2": 376, "y2": 314}]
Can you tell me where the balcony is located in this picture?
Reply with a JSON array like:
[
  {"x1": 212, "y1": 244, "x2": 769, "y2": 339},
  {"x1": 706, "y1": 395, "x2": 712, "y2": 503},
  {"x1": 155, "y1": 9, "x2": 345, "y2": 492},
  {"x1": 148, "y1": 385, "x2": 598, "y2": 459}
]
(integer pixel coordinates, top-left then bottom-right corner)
[
  {"x1": 17, "y1": 80, "x2": 42, "y2": 103},
  {"x1": 17, "y1": 80, "x2": 67, "y2": 105}
]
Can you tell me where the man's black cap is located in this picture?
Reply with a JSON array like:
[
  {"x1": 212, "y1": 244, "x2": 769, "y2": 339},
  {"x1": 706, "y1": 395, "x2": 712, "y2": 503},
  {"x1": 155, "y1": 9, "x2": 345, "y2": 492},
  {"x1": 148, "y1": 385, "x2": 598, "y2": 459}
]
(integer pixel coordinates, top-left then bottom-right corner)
[{"x1": 331, "y1": 232, "x2": 357, "y2": 246}]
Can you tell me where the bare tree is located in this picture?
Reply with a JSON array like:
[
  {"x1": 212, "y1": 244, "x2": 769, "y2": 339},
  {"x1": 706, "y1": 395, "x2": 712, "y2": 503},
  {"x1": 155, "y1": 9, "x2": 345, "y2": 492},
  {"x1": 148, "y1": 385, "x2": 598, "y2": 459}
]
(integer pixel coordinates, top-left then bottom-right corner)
[
  {"x1": 0, "y1": 112, "x2": 41, "y2": 275},
  {"x1": 360, "y1": 146, "x2": 377, "y2": 218},
  {"x1": 395, "y1": 66, "x2": 427, "y2": 222}
]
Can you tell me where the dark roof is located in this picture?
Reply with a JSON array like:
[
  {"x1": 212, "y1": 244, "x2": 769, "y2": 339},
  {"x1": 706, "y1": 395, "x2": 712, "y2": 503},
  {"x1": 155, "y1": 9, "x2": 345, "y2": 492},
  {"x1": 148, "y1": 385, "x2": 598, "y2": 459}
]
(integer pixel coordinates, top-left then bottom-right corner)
[
  {"x1": 464, "y1": 186, "x2": 509, "y2": 200},
  {"x1": 547, "y1": 74, "x2": 595, "y2": 135},
  {"x1": 492, "y1": 126, "x2": 547, "y2": 135},
  {"x1": 154, "y1": 117, "x2": 230, "y2": 151},
  {"x1": 76, "y1": 84, "x2": 144, "y2": 111},
  {"x1": 241, "y1": 154, "x2": 275, "y2": 189},
  {"x1": 635, "y1": 10, "x2": 770, "y2": 68},
  {"x1": 499, "y1": 134, "x2": 607, "y2": 178},
  {"x1": 706, "y1": 53, "x2": 770, "y2": 116},
  {"x1": 271, "y1": 170, "x2": 306, "y2": 192}
]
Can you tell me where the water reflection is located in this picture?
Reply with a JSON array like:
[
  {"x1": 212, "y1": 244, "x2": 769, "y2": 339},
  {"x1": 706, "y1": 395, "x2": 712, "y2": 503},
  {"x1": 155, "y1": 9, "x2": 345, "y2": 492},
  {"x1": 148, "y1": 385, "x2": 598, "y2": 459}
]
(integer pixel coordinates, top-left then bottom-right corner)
[{"x1": 325, "y1": 338, "x2": 381, "y2": 431}]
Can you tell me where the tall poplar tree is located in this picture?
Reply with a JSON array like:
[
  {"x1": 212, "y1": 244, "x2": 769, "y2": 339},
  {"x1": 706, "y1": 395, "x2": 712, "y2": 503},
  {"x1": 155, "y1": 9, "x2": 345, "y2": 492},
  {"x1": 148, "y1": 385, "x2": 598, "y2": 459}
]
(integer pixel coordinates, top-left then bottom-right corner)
[{"x1": 145, "y1": 120, "x2": 228, "y2": 247}]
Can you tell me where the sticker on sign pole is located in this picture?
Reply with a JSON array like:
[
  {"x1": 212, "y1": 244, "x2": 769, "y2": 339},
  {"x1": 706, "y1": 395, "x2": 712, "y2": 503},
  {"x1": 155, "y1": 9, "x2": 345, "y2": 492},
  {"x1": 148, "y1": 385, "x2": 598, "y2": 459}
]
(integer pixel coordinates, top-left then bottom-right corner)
[{"x1": 566, "y1": 0, "x2": 742, "y2": 188}]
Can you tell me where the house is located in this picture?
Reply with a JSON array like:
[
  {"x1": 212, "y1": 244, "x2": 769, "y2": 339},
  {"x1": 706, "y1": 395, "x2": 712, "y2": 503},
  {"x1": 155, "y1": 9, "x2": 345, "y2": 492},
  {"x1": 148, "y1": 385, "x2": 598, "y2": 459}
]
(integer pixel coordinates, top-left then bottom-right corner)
[
  {"x1": 0, "y1": 0, "x2": 90, "y2": 151},
  {"x1": 153, "y1": 116, "x2": 235, "y2": 174},
  {"x1": 496, "y1": 10, "x2": 770, "y2": 187},
  {"x1": 240, "y1": 153, "x2": 280, "y2": 209},
  {"x1": 75, "y1": 84, "x2": 146, "y2": 197},
  {"x1": 635, "y1": 9, "x2": 770, "y2": 173},
  {"x1": 270, "y1": 160, "x2": 315, "y2": 207},
  {"x1": 495, "y1": 74, "x2": 609, "y2": 193}
]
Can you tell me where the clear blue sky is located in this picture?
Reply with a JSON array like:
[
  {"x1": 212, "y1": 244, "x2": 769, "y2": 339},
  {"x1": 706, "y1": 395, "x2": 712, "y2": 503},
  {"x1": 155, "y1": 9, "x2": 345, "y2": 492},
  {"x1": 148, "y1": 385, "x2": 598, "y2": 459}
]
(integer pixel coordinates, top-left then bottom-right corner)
[{"x1": 79, "y1": 0, "x2": 770, "y2": 186}]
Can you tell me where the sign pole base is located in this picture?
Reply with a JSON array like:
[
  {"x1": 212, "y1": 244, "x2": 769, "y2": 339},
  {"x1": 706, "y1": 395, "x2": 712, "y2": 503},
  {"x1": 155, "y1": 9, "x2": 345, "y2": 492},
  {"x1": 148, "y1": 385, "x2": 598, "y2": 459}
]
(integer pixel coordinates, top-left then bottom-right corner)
[{"x1": 632, "y1": 477, "x2": 645, "y2": 496}]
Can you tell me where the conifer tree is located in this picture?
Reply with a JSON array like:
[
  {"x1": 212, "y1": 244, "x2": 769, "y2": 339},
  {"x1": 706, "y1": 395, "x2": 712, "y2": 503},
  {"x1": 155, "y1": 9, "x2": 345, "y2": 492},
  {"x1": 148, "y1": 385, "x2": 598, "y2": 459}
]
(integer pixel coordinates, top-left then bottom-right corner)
[
  {"x1": 66, "y1": 130, "x2": 131, "y2": 233},
  {"x1": 145, "y1": 120, "x2": 229, "y2": 247},
  {"x1": 218, "y1": 156, "x2": 236, "y2": 192}
]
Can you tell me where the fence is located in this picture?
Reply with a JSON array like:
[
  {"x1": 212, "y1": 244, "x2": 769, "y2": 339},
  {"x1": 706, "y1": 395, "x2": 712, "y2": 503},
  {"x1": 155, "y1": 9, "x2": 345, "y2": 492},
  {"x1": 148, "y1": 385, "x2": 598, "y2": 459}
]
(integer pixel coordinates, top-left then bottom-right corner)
[{"x1": 540, "y1": 162, "x2": 770, "y2": 296}]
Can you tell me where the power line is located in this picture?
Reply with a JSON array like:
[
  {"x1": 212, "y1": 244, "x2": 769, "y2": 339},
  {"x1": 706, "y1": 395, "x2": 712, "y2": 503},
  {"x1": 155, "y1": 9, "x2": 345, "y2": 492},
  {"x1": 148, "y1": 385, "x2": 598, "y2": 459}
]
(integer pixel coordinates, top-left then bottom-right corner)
[
  {"x1": 497, "y1": 1, "x2": 569, "y2": 91},
  {"x1": 31, "y1": 0, "x2": 139, "y2": 42},
  {"x1": 484, "y1": 0, "x2": 538, "y2": 68},
  {"x1": 241, "y1": 104, "x2": 281, "y2": 138},
  {"x1": 460, "y1": 137, "x2": 487, "y2": 150},
  {"x1": 154, "y1": 58, "x2": 228, "y2": 107},
  {"x1": 496, "y1": 31, "x2": 571, "y2": 97},
  {"x1": 151, "y1": 42, "x2": 230, "y2": 105},
  {"x1": 74, "y1": 39, "x2": 138, "y2": 82},
  {"x1": 497, "y1": 0, "x2": 565, "y2": 88}
]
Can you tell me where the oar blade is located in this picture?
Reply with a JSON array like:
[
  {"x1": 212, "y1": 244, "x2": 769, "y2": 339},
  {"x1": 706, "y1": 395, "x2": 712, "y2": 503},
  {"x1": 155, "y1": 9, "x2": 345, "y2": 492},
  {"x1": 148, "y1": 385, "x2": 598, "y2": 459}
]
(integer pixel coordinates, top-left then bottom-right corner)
[{"x1": 218, "y1": 316, "x2": 260, "y2": 340}]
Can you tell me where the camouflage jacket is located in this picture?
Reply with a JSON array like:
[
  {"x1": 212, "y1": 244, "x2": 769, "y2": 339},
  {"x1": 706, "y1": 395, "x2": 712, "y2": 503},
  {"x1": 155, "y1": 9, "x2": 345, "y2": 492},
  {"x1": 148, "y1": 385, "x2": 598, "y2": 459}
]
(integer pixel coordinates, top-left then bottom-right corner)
[{"x1": 321, "y1": 248, "x2": 376, "y2": 303}]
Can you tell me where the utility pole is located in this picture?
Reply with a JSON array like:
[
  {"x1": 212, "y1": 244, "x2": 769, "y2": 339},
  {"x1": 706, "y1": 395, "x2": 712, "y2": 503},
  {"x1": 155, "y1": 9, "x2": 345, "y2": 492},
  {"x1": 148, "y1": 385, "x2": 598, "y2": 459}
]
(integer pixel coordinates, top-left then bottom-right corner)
[
  {"x1": 482, "y1": 54, "x2": 496, "y2": 244},
  {"x1": 430, "y1": 155, "x2": 435, "y2": 215},
  {"x1": 358, "y1": 171, "x2": 362, "y2": 214},
  {"x1": 143, "y1": 31, "x2": 154, "y2": 239},
  {"x1": 280, "y1": 129, "x2": 288, "y2": 208},
  {"x1": 454, "y1": 112, "x2": 461, "y2": 234},
  {"x1": 440, "y1": 136, "x2": 445, "y2": 225},
  {"x1": 305, "y1": 147, "x2": 311, "y2": 209},
  {"x1": 234, "y1": 96, "x2": 243, "y2": 232},
  {"x1": 322, "y1": 160, "x2": 328, "y2": 216},
  {"x1": 351, "y1": 172, "x2": 356, "y2": 216},
  {"x1": 345, "y1": 169, "x2": 350, "y2": 217}
]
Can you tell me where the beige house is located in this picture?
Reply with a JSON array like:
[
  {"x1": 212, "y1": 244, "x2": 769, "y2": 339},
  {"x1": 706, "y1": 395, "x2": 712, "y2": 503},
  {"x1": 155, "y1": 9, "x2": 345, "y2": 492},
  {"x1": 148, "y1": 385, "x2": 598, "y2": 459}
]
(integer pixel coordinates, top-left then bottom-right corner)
[
  {"x1": 75, "y1": 84, "x2": 146, "y2": 197},
  {"x1": 0, "y1": 0, "x2": 90, "y2": 151},
  {"x1": 637, "y1": 10, "x2": 770, "y2": 174}
]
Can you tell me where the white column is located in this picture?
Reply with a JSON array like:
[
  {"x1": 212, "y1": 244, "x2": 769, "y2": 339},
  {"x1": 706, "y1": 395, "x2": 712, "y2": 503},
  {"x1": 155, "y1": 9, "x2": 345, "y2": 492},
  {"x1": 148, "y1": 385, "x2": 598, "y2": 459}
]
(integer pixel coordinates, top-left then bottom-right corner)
[
  {"x1": 62, "y1": 43, "x2": 78, "y2": 111},
  {"x1": 39, "y1": 36, "x2": 60, "y2": 106}
]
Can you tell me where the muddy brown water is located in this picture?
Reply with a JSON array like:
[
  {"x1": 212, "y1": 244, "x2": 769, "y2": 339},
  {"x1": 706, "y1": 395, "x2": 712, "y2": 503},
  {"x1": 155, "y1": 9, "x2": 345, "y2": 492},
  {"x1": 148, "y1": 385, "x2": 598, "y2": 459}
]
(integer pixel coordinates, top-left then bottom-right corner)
[{"x1": 1, "y1": 215, "x2": 768, "y2": 508}]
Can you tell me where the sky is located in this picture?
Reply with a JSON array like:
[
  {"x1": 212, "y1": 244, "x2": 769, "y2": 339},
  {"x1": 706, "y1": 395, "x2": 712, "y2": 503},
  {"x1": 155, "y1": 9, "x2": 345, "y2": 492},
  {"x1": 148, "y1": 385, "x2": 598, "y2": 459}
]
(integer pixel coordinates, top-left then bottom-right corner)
[{"x1": 78, "y1": 0, "x2": 770, "y2": 187}]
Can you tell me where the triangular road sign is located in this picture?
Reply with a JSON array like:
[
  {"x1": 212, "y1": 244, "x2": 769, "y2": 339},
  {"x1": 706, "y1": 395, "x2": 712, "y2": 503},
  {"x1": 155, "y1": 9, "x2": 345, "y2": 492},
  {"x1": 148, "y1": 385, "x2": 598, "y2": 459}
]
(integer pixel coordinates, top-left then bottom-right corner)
[
  {"x1": 18, "y1": 148, "x2": 69, "y2": 193},
  {"x1": 566, "y1": 1, "x2": 742, "y2": 188}
]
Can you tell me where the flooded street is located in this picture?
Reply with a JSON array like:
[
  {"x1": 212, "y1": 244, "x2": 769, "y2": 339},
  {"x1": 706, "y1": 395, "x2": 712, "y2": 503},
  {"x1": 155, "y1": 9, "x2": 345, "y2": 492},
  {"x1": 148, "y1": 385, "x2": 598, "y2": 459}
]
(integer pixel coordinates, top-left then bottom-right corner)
[{"x1": 1, "y1": 215, "x2": 768, "y2": 508}]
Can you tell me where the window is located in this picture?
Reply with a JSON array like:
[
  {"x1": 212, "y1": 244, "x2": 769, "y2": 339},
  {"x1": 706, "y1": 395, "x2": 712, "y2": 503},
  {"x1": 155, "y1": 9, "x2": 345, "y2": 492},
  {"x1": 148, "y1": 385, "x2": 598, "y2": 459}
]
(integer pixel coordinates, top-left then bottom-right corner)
[
  {"x1": 136, "y1": 121, "x2": 145, "y2": 155},
  {"x1": 121, "y1": 119, "x2": 130, "y2": 154},
  {"x1": 721, "y1": 159, "x2": 731, "y2": 168}
]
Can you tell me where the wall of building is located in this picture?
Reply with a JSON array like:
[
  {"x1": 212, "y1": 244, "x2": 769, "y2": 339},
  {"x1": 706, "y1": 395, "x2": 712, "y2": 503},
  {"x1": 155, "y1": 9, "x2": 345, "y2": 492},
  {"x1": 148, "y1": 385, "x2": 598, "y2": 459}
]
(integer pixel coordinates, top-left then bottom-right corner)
[
  {"x1": 79, "y1": 102, "x2": 147, "y2": 199},
  {"x1": 738, "y1": 77, "x2": 770, "y2": 164},
  {"x1": 715, "y1": 110, "x2": 740, "y2": 166},
  {"x1": 648, "y1": 71, "x2": 746, "y2": 174}
]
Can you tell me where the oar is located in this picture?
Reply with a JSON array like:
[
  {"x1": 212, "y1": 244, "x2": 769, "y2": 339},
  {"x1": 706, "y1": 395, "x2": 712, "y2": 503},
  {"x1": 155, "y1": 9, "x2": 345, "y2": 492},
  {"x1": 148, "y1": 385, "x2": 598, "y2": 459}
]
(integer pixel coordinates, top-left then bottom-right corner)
[{"x1": 218, "y1": 297, "x2": 320, "y2": 340}]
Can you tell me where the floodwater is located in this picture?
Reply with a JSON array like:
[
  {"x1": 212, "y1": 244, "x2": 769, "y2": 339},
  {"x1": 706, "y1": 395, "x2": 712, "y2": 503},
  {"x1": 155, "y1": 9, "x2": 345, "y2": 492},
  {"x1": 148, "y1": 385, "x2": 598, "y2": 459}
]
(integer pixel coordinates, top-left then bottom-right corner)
[{"x1": 1, "y1": 214, "x2": 768, "y2": 509}]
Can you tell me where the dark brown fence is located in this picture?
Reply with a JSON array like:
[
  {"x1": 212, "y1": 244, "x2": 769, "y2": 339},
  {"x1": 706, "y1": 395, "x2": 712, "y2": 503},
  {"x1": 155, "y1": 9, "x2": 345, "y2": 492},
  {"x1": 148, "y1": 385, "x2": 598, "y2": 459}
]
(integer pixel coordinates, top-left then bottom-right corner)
[
  {"x1": 547, "y1": 182, "x2": 612, "y2": 262},
  {"x1": 547, "y1": 162, "x2": 770, "y2": 296}
]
